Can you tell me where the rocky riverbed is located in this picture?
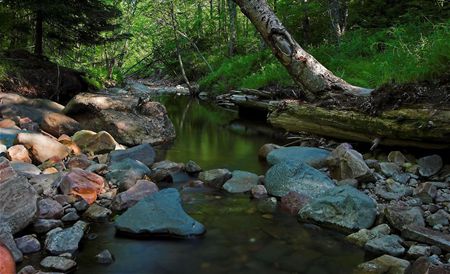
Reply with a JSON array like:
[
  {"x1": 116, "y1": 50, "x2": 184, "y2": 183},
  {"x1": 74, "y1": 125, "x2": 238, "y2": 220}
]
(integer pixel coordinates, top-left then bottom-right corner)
[{"x1": 0, "y1": 89, "x2": 449, "y2": 274}]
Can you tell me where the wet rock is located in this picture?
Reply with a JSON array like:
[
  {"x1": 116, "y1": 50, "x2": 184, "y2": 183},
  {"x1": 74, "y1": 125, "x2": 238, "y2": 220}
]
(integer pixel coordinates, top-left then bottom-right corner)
[
  {"x1": 185, "y1": 160, "x2": 202, "y2": 174},
  {"x1": 0, "y1": 128, "x2": 21, "y2": 148},
  {"x1": 109, "y1": 143, "x2": 155, "y2": 166},
  {"x1": 407, "y1": 245, "x2": 431, "y2": 259},
  {"x1": 280, "y1": 191, "x2": 310, "y2": 216},
  {"x1": 38, "y1": 198, "x2": 64, "y2": 219},
  {"x1": 16, "y1": 133, "x2": 69, "y2": 164},
  {"x1": 72, "y1": 130, "x2": 120, "y2": 155},
  {"x1": 115, "y1": 188, "x2": 205, "y2": 237},
  {"x1": 151, "y1": 160, "x2": 183, "y2": 182},
  {"x1": 73, "y1": 199, "x2": 89, "y2": 212},
  {"x1": 418, "y1": 155, "x2": 443, "y2": 177},
  {"x1": 257, "y1": 197, "x2": 278, "y2": 213},
  {"x1": 61, "y1": 212, "x2": 79, "y2": 222},
  {"x1": 59, "y1": 168, "x2": 105, "y2": 204},
  {"x1": 66, "y1": 154, "x2": 92, "y2": 170},
  {"x1": 10, "y1": 163, "x2": 41, "y2": 180},
  {"x1": 402, "y1": 225, "x2": 450, "y2": 252},
  {"x1": 7, "y1": 145, "x2": 31, "y2": 163},
  {"x1": 40, "y1": 256, "x2": 76, "y2": 272},
  {"x1": 40, "y1": 112, "x2": 80, "y2": 138},
  {"x1": 45, "y1": 220, "x2": 88, "y2": 255},
  {"x1": 0, "y1": 156, "x2": 16, "y2": 183},
  {"x1": 0, "y1": 242, "x2": 16, "y2": 272},
  {"x1": 106, "y1": 158, "x2": 151, "y2": 190},
  {"x1": 388, "y1": 151, "x2": 407, "y2": 165},
  {"x1": 96, "y1": 249, "x2": 114, "y2": 264},
  {"x1": 380, "y1": 162, "x2": 402, "y2": 177},
  {"x1": 32, "y1": 219, "x2": 63, "y2": 234},
  {"x1": 298, "y1": 185, "x2": 377, "y2": 232},
  {"x1": 406, "y1": 256, "x2": 450, "y2": 274},
  {"x1": 346, "y1": 224, "x2": 391, "y2": 247},
  {"x1": 365, "y1": 235, "x2": 405, "y2": 256},
  {"x1": 17, "y1": 265, "x2": 36, "y2": 274},
  {"x1": 111, "y1": 180, "x2": 158, "y2": 211},
  {"x1": 354, "y1": 255, "x2": 410, "y2": 274},
  {"x1": 385, "y1": 205, "x2": 425, "y2": 231},
  {"x1": 414, "y1": 182, "x2": 437, "y2": 204},
  {"x1": 15, "y1": 235, "x2": 41, "y2": 254},
  {"x1": 265, "y1": 161, "x2": 335, "y2": 198},
  {"x1": 328, "y1": 143, "x2": 372, "y2": 181},
  {"x1": 251, "y1": 185, "x2": 268, "y2": 199},
  {"x1": 198, "y1": 169, "x2": 232, "y2": 188},
  {"x1": 223, "y1": 170, "x2": 259, "y2": 193},
  {"x1": 427, "y1": 210, "x2": 450, "y2": 227},
  {"x1": 266, "y1": 146, "x2": 330, "y2": 168},
  {"x1": 64, "y1": 93, "x2": 176, "y2": 146},
  {"x1": 0, "y1": 176, "x2": 38, "y2": 234},
  {"x1": 83, "y1": 204, "x2": 111, "y2": 222},
  {"x1": 258, "y1": 143, "x2": 281, "y2": 160}
]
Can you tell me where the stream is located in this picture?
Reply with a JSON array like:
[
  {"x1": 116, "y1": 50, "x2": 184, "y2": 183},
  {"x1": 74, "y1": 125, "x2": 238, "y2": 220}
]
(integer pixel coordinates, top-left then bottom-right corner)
[{"x1": 22, "y1": 95, "x2": 365, "y2": 273}]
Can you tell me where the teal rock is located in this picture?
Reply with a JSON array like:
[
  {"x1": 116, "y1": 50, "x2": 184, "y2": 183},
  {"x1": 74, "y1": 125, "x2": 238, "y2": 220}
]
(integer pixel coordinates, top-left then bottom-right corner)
[
  {"x1": 299, "y1": 185, "x2": 377, "y2": 233},
  {"x1": 223, "y1": 170, "x2": 259, "y2": 193},
  {"x1": 0, "y1": 128, "x2": 21, "y2": 148},
  {"x1": 266, "y1": 146, "x2": 330, "y2": 168},
  {"x1": 265, "y1": 161, "x2": 335, "y2": 198},
  {"x1": 365, "y1": 235, "x2": 405, "y2": 256},
  {"x1": 115, "y1": 188, "x2": 205, "y2": 237},
  {"x1": 106, "y1": 158, "x2": 151, "y2": 190}
]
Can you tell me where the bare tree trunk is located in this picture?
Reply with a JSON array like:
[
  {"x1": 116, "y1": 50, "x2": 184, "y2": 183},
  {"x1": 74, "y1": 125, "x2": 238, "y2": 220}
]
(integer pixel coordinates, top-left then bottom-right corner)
[
  {"x1": 328, "y1": 0, "x2": 348, "y2": 43},
  {"x1": 227, "y1": 0, "x2": 237, "y2": 56},
  {"x1": 233, "y1": 0, "x2": 371, "y2": 100}
]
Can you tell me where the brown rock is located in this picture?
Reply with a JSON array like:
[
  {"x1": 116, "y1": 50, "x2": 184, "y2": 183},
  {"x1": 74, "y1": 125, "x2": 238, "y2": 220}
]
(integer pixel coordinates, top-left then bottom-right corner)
[
  {"x1": 16, "y1": 133, "x2": 69, "y2": 163},
  {"x1": 258, "y1": 143, "x2": 281, "y2": 160},
  {"x1": 72, "y1": 130, "x2": 120, "y2": 155},
  {"x1": 59, "y1": 168, "x2": 105, "y2": 204},
  {"x1": 40, "y1": 112, "x2": 81, "y2": 138},
  {"x1": 7, "y1": 145, "x2": 31, "y2": 163},
  {"x1": 0, "y1": 119, "x2": 17, "y2": 129},
  {"x1": 66, "y1": 154, "x2": 92, "y2": 170},
  {"x1": 58, "y1": 135, "x2": 82, "y2": 155}
]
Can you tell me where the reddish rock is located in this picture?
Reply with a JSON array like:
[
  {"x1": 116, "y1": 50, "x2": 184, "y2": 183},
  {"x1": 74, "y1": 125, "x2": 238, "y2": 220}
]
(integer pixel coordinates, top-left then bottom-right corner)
[
  {"x1": 7, "y1": 145, "x2": 32, "y2": 163},
  {"x1": 58, "y1": 135, "x2": 82, "y2": 156},
  {"x1": 280, "y1": 191, "x2": 311, "y2": 215},
  {"x1": 111, "y1": 180, "x2": 158, "y2": 211},
  {"x1": 0, "y1": 119, "x2": 17, "y2": 129},
  {"x1": 0, "y1": 157, "x2": 16, "y2": 184},
  {"x1": 0, "y1": 244, "x2": 15, "y2": 274},
  {"x1": 16, "y1": 133, "x2": 69, "y2": 163},
  {"x1": 59, "y1": 168, "x2": 105, "y2": 204},
  {"x1": 40, "y1": 112, "x2": 81, "y2": 138}
]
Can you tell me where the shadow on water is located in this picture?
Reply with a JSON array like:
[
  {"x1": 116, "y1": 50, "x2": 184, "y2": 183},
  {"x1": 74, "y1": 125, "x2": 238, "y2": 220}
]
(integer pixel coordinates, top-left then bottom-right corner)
[{"x1": 19, "y1": 95, "x2": 366, "y2": 274}]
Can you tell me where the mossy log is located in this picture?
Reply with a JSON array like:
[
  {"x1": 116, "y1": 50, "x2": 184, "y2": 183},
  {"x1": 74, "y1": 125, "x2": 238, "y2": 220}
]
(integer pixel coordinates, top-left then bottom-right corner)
[{"x1": 267, "y1": 101, "x2": 450, "y2": 149}]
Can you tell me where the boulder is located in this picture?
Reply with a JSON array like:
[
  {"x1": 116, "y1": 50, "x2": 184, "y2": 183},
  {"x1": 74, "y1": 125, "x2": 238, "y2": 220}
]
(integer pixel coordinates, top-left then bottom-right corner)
[
  {"x1": 426, "y1": 210, "x2": 449, "y2": 227},
  {"x1": 0, "y1": 176, "x2": 38, "y2": 234},
  {"x1": 44, "y1": 220, "x2": 88, "y2": 255},
  {"x1": 385, "y1": 205, "x2": 425, "y2": 232},
  {"x1": 151, "y1": 160, "x2": 183, "y2": 182},
  {"x1": 59, "y1": 168, "x2": 105, "y2": 204},
  {"x1": 14, "y1": 235, "x2": 41, "y2": 254},
  {"x1": 106, "y1": 158, "x2": 151, "y2": 190},
  {"x1": 265, "y1": 161, "x2": 335, "y2": 198},
  {"x1": 402, "y1": 225, "x2": 450, "y2": 252},
  {"x1": 0, "y1": 119, "x2": 17, "y2": 129},
  {"x1": 365, "y1": 235, "x2": 405, "y2": 256},
  {"x1": 40, "y1": 256, "x2": 77, "y2": 272},
  {"x1": 0, "y1": 157, "x2": 16, "y2": 184},
  {"x1": 38, "y1": 198, "x2": 64, "y2": 219},
  {"x1": 0, "y1": 242, "x2": 16, "y2": 272},
  {"x1": 40, "y1": 112, "x2": 80, "y2": 137},
  {"x1": 223, "y1": 170, "x2": 259, "y2": 193},
  {"x1": 0, "y1": 225, "x2": 22, "y2": 262},
  {"x1": 72, "y1": 130, "x2": 121, "y2": 155},
  {"x1": 407, "y1": 245, "x2": 431, "y2": 259},
  {"x1": 7, "y1": 145, "x2": 31, "y2": 163},
  {"x1": 328, "y1": 143, "x2": 372, "y2": 181},
  {"x1": 16, "y1": 133, "x2": 69, "y2": 163},
  {"x1": 10, "y1": 162, "x2": 41, "y2": 178},
  {"x1": 379, "y1": 162, "x2": 402, "y2": 177},
  {"x1": 64, "y1": 93, "x2": 176, "y2": 146},
  {"x1": 266, "y1": 146, "x2": 330, "y2": 168},
  {"x1": 108, "y1": 143, "x2": 155, "y2": 166},
  {"x1": 417, "y1": 155, "x2": 443, "y2": 177},
  {"x1": 111, "y1": 180, "x2": 158, "y2": 211},
  {"x1": 198, "y1": 169, "x2": 232, "y2": 188},
  {"x1": 298, "y1": 185, "x2": 377, "y2": 232},
  {"x1": 115, "y1": 188, "x2": 205, "y2": 237},
  {"x1": 346, "y1": 224, "x2": 391, "y2": 247},
  {"x1": 354, "y1": 255, "x2": 410, "y2": 274}
]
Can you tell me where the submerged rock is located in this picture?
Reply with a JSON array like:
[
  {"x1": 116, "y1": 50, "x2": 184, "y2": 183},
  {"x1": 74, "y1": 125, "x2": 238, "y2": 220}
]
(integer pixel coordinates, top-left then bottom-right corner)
[
  {"x1": 0, "y1": 156, "x2": 16, "y2": 183},
  {"x1": 198, "y1": 169, "x2": 232, "y2": 188},
  {"x1": 96, "y1": 249, "x2": 114, "y2": 264},
  {"x1": 265, "y1": 161, "x2": 334, "y2": 198},
  {"x1": 266, "y1": 146, "x2": 330, "y2": 168},
  {"x1": 223, "y1": 170, "x2": 259, "y2": 193},
  {"x1": 115, "y1": 188, "x2": 205, "y2": 237},
  {"x1": 298, "y1": 185, "x2": 377, "y2": 232}
]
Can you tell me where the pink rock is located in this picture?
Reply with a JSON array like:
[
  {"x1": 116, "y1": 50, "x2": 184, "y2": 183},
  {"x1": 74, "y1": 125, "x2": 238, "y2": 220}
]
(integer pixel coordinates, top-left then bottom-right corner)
[
  {"x1": 7, "y1": 145, "x2": 32, "y2": 163},
  {"x1": 0, "y1": 157, "x2": 17, "y2": 184},
  {"x1": 280, "y1": 191, "x2": 311, "y2": 215},
  {"x1": 16, "y1": 133, "x2": 69, "y2": 163},
  {"x1": 111, "y1": 180, "x2": 158, "y2": 211},
  {"x1": 59, "y1": 168, "x2": 105, "y2": 204},
  {"x1": 40, "y1": 112, "x2": 80, "y2": 138}
]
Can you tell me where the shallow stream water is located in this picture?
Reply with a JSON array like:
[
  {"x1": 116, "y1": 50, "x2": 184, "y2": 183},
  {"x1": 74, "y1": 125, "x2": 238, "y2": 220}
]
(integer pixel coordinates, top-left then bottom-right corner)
[{"x1": 21, "y1": 95, "x2": 365, "y2": 274}]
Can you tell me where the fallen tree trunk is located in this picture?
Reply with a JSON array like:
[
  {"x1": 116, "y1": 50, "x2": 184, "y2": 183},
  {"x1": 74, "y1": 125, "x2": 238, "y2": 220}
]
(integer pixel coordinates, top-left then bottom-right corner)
[{"x1": 267, "y1": 101, "x2": 450, "y2": 149}]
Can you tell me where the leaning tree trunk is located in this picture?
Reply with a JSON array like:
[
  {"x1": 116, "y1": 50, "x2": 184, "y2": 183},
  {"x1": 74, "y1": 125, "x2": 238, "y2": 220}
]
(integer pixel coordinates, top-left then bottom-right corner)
[{"x1": 233, "y1": 0, "x2": 371, "y2": 100}]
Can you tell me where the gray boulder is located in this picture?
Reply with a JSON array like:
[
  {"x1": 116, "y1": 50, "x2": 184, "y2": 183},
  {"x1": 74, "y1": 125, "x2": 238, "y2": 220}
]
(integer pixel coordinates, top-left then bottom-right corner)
[
  {"x1": 266, "y1": 146, "x2": 330, "y2": 168},
  {"x1": 265, "y1": 161, "x2": 334, "y2": 198},
  {"x1": 45, "y1": 220, "x2": 88, "y2": 255},
  {"x1": 417, "y1": 154, "x2": 443, "y2": 177},
  {"x1": 299, "y1": 185, "x2": 377, "y2": 232},
  {"x1": 0, "y1": 224, "x2": 22, "y2": 262},
  {"x1": 223, "y1": 170, "x2": 259, "y2": 193},
  {"x1": 83, "y1": 204, "x2": 111, "y2": 222},
  {"x1": 40, "y1": 256, "x2": 76, "y2": 272},
  {"x1": 106, "y1": 158, "x2": 151, "y2": 190},
  {"x1": 384, "y1": 205, "x2": 425, "y2": 232},
  {"x1": 365, "y1": 235, "x2": 405, "y2": 256},
  {"x1": 111, "y1": 180, "x2": 158, "y2": 211},
  {"x1": 115, "y1": 188, "x2": 205, "y2": 237},
  {"x1": 108, "y1": 143, "x2": 155, "y2": 166}
]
